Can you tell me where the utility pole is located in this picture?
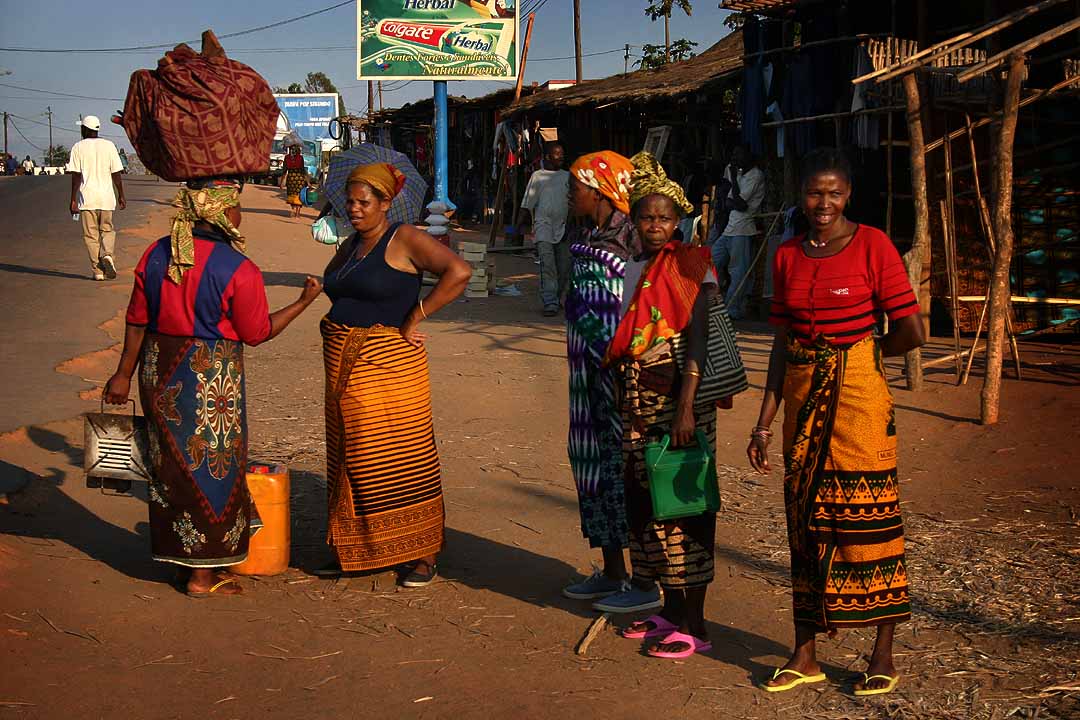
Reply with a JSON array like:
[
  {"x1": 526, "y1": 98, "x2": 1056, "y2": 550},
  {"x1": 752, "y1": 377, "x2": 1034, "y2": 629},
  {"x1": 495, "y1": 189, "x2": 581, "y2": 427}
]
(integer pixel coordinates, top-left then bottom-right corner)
[
  {"x1": 624, "y1": 44, "x2": 631, "y2": 75},
  {"x1": 573, "y1": 0, "x2": 583, "y2": 83},
  {"x1": 377, "y1": 81, "x2": 384, "y2": 111},
  {"x1": 45, "y1": 105, "x2": 53, "y2": 166},
  {"x1": 3, "y1": 112, "x2": 8, "y2": 159},
  {"x1": 367, "y1": 80, "x2": 374, "y2": 119}
]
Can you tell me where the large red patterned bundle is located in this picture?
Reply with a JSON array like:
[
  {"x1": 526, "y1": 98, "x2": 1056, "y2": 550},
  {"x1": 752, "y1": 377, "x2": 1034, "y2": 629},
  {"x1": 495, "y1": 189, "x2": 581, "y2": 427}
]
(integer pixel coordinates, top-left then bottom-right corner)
[{"x1": 120, "y1": 31, "x2": 278, "y2": 181}]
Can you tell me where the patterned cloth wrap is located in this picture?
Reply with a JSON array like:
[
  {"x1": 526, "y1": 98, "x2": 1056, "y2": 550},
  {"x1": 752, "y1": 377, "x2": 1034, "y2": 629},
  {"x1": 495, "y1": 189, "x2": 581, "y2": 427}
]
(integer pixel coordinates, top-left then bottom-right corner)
[
  {"x1": 570, "y1": 151, "x2": 634, "y2": 215},
  {"x1": 121, "y1": 30, "x2": 278, "y2": 182},
  {"x1": 347, "y1": 162, "x2": 406, "y2": 200},
  {"x1": 168, "y1": 180, "x2": 244, "y2": 283},
  {"x1": 605, "y1": 239, "x2": 712, "y2": 366}
]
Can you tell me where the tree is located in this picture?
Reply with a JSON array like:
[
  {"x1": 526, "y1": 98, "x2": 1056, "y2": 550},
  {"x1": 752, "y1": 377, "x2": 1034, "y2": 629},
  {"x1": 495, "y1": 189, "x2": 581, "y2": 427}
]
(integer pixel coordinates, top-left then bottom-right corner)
[
  {"x1": 636, "y1": 39, "x2": 698, "y2": 70},
  {"x1": 45, "y1": 144, "x2": 68, "y2": 166},
  {"x1": 644, "y1": 0, "x2": 692, "y2": 63},
  {"x1": 723, "y1": 11, "x2": 748, "y2": 31}
]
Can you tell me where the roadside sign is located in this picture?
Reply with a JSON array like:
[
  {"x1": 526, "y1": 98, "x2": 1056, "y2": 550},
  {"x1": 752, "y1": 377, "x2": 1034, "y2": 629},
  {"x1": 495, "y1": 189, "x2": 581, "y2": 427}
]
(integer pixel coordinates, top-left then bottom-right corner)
[
  {"x1": 274, "y1": 94, "x2": 340, "y2": 142},
  {"x1": 357, "y1": 0, "x2": 519, "y2": 81}
]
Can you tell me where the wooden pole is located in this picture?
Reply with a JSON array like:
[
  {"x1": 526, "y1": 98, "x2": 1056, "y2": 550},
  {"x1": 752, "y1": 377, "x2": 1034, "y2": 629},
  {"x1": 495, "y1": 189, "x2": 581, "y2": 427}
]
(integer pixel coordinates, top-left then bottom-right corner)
[
  {"x1": 367, "y1": 81, "x2": 374, "y2": 118},
  {"x1": 901, "y1": 72, "x2": 930, "y2": 391},
  {"x1": 940, "y1": 200, "x2": 963, "y2": 380},
  {"x1": 573, "y1": 0, "x2": 583, "y2": 83},
  {"x1": 513, "y1": 13, "x2": 536, "y2": 104},
  {"x1": 980, "y1": 53, "x2": 1025, "y2": 426},
  {"x1": 886, "y1": 103, "x2": 894, "y2": 238}
]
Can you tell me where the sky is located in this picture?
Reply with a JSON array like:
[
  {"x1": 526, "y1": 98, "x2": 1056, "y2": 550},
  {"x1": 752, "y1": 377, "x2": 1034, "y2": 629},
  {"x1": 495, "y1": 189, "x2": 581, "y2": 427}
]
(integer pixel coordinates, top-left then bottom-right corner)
[{"x1": 1, "y1": 0, "x2": 735, "y2": 163}]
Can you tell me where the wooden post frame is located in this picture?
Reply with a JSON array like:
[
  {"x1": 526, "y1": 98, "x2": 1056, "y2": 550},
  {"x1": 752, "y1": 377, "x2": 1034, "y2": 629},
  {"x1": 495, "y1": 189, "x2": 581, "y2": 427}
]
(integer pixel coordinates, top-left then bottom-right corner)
[
  {"x1": 980, "y1": 53, "x2": 1026, "y2": 426},
  {"x1": 901, "y1": 72, "x2": 930, "y2": 391}
]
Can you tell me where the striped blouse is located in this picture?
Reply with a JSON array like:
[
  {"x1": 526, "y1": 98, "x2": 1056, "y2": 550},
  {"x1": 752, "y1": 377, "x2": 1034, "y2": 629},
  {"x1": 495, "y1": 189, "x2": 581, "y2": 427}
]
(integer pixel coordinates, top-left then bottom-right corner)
[{"x1": 769, "y1": 224, "x2": 918, "y2": 346}]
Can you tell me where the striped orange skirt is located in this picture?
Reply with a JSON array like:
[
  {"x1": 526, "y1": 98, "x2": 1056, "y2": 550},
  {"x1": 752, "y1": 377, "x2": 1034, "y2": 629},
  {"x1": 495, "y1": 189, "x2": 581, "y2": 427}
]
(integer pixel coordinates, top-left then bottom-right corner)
[{"x1": 321, "y1": 318, "x2": 444, "y2": 572}]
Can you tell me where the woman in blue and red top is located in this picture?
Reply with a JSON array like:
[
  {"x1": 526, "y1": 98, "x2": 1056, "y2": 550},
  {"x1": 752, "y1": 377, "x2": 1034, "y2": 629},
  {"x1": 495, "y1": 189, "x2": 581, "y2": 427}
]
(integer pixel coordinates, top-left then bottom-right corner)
[
  {"x1": 103, "y1": 178, "x2": 322, "y2": 597},
  {"x1": 747, "y1": 149, "x2": 924, "y2": 696}
]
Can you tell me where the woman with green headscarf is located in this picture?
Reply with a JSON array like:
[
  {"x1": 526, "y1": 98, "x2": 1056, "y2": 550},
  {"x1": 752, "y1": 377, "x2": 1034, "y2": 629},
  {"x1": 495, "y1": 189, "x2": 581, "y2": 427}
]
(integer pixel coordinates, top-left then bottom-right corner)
[{"x1": 103, "y1": 178, "x2": 323, "y2": 597}]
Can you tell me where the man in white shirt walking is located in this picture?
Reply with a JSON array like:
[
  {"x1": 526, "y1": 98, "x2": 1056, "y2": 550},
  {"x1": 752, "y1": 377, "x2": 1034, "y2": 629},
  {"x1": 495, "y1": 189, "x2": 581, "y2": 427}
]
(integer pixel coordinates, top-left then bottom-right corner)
[
  {"x1": 712, "y1": 145, "x2": 765, "y2": 320},
  {"x1": 520, "y1": 143, "x2": 571, "y2": 317},
  {"x1": 66, "y1": 115, "x2": 126, "y2": 280}
]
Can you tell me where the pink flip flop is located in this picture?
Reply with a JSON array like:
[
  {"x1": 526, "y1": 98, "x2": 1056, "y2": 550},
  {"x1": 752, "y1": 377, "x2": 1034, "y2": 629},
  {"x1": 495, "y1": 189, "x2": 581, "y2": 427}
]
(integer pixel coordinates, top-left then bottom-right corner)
[
  {"x1": 620, "y1": 614, "x2": 679, "y2": 640},
  {"x1": 646, "y1": 631, "x2": 712, "y2": 659}
]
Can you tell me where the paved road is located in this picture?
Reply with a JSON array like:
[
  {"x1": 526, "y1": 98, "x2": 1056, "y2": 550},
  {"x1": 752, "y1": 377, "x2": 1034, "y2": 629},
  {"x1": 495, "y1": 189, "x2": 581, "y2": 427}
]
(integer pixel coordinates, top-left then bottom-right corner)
[{"x1": 0, "y1": 175, "x2": 176, "y2": 433}]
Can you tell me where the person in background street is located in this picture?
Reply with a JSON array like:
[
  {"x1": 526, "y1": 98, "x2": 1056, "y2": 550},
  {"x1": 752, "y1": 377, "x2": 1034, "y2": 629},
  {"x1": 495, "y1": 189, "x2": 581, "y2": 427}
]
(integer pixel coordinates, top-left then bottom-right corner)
[
  {"x1": 4, "y1": 154, "x2": 17, "y2": 176},
  {"x1": 606, "y1": 151, "x2": 720, "y2": 659},
  {"x1": 104, "y1": 178, "x2": 322, "y2": 596},
  {"x1": 520, "y1": 142, "x2": 571, "y2": 317},
  {"x1": 66, "y1": 116, "x2": 125, "y2": 280},
  {"x1": 712, "y1": 145, "x2": 765, "y2": 320},
  {"x1": 22, "y1": 155, "x2": 35, "y2": 176},
  {"x1": 318, "y1": 162, "x2": 471, "y2": 587},
  {"x1": 561, "y1": 151, "x2": 657, "y2": 613},
  {"x1": 284, "y1": 144, "x2": 306, "y2": 218},
  {"x1": 748, "y1": 148, "x2": 924, "y2": 695}
]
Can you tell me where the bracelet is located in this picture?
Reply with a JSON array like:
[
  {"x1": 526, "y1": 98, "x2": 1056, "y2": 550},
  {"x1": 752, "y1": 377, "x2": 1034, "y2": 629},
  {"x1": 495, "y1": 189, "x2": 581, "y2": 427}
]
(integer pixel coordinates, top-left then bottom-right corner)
[
  {"x1": 419, "y1": 299, "x2": 428, "y2": 319},
  {"x1": 752, "y1": 425, "x2": 773, "y2": 435},
  {"x1": 684, "y1": 369, "x2": 701, "y2": 378}
]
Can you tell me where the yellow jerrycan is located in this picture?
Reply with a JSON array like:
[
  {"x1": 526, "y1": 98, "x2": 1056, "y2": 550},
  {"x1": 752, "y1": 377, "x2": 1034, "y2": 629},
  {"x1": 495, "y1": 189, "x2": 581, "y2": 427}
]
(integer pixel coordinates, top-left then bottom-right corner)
[{"x1": 232, "y1": 463, "x2": 290, "y2": 576}]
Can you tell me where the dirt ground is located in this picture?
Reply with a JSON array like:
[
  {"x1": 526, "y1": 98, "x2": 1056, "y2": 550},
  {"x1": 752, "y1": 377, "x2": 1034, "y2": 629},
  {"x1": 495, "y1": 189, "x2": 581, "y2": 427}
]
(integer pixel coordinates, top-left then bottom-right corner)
[{"x1": 1, "y1": 182, "x2": 1077, "y2": 720}]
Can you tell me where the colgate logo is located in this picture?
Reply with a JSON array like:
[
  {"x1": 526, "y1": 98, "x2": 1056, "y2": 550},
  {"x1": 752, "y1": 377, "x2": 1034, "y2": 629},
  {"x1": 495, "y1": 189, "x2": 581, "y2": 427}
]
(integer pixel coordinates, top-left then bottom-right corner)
[{"x1": 378, "y1": 20, "x2": 451, "y2": 48}]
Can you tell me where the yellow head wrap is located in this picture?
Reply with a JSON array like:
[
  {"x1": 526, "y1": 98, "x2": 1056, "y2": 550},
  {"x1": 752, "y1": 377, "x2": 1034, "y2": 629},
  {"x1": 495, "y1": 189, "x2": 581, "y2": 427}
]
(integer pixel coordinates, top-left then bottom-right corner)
[
  {"x1": 346, "y1": 162, "x2": 406, "y2": 200},
  {"x1": 168, "y1": 183, "x2": 244, "y2": 284},
  {"x1": 628, "y1": 151, "x2": 694, "y2": 216}
]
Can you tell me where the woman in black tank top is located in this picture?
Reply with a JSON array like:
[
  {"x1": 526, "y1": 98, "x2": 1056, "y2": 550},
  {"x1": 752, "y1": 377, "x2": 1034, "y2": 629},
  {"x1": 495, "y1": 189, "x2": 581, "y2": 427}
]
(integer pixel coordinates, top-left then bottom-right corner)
[{"x1": 318, "y1": 163, "x2": 471, "y2": 587}]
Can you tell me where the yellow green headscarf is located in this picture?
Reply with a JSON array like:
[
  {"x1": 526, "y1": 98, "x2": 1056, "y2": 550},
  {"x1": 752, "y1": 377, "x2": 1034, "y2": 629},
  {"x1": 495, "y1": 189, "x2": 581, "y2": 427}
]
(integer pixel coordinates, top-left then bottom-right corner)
[
  {"x1": 628, "y1": 151, "x2": 694, "y2": 216},
  {"x1": 168, "y1": 184, "x2": 245, "y2": 283}
]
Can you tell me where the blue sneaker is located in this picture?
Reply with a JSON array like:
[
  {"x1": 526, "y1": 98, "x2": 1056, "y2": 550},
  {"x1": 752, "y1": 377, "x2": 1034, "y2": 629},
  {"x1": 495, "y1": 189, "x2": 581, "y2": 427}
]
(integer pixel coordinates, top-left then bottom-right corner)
[
  {"x1": 591, "y1": 581, "x2": 663, "y2": 613},
  {"x1": 562, "y1": 566, "x2": 623, "y2": 600}
]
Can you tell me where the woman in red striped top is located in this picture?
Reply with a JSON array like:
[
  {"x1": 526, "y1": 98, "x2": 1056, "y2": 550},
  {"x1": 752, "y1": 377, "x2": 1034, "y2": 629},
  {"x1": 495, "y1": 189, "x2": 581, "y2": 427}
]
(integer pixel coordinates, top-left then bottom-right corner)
[{"x1": 747, "y1": 149, "x2": 924, "y2": 696}]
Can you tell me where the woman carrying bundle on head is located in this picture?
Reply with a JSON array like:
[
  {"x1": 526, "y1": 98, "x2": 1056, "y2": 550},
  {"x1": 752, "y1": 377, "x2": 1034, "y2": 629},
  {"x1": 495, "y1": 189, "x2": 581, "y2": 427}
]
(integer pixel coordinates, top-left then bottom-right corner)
[
  {"x1": 748, "y1": 148, "x2": 924, "y2": 696},
  {"x1": 103, "y1": 178, "x2": 322, "y2": 597}
]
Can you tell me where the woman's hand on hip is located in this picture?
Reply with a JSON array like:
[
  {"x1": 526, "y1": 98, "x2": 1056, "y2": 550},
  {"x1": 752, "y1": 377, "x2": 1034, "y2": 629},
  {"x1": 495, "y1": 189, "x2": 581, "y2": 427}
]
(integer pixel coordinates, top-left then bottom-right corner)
[
  {"x1": 747, "y1": 436, "x2": 771, "y2": 474},
  {"x1": 103, "y1": 373, "x2": 131, "y2": 405},
  {"x1": 298, "y1": 276, "x2": 323, "y2": 306},
  {"x1": 400, "y1": 313, "x2": 427, "y2": 348},
  {"x1": 671, "y1": 403, "x2": 696, "y2": 447}
]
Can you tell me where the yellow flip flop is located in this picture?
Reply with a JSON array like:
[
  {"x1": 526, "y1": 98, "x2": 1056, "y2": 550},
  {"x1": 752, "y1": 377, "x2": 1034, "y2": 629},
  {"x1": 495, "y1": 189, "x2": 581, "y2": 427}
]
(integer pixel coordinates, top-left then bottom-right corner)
[
  {"x1": 761, "y1": 668, "x2": 828, "y2": 693},
  {"x1": 854, "y1": 673, "x2": 900, "y2": 696}
]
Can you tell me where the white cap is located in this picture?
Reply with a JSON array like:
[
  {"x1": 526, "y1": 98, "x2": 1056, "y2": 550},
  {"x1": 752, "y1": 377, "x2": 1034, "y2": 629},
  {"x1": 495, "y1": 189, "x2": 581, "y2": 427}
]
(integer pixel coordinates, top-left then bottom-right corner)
[{"x1": 79, "y1": 115, "x2": 101, "y2": 131}]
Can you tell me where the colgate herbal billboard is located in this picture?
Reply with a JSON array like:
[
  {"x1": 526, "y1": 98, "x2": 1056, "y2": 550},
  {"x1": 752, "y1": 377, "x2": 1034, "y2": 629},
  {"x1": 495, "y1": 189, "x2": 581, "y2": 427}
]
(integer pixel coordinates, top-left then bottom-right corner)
[{"x1": 357, "y1": 0, "x2": 518, "y2": 81}]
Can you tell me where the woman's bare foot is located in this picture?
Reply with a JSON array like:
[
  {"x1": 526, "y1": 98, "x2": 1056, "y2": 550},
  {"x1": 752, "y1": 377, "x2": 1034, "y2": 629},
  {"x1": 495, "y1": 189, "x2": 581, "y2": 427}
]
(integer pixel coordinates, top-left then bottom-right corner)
[{"x1": 764, "y1": 623, "x2": 820, "y2": 688}]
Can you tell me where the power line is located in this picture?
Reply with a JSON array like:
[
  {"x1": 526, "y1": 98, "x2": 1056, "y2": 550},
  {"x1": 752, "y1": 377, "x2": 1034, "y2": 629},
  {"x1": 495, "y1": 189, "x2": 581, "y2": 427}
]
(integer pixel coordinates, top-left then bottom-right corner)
[
  {"x1": 7, "y1": 119, "x2": 44, "y2": 151},
  {"x1": 0, "y1": 0, "x2": 354, "y2": 53},
  {"x1": 8, "y1": 112, "x2": 125, "y2": 139},
  {"x1": 0, "y1": 82, "x2": 123, "y2": 102}
]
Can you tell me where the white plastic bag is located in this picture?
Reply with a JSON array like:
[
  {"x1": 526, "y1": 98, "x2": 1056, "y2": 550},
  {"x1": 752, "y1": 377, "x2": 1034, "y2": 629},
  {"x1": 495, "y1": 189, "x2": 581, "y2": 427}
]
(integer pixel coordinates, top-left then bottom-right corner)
[{"x1": 312, "y1": 216, "x2": 339, "y2": 245}]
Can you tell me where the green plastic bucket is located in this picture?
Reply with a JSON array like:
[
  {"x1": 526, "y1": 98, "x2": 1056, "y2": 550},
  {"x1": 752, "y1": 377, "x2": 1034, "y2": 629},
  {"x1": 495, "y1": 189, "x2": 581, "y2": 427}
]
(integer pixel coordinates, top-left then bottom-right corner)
[{"x1": 644, "y1": 431, "x2": 720, "y2": 521}]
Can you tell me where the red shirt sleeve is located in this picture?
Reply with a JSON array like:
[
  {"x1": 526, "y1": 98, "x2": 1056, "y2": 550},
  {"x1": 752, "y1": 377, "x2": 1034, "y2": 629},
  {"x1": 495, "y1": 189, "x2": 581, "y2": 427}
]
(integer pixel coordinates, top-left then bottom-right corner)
[
  {"x1": 125, "y1": 243, "x2": 156, "y2": 326},
  {"x1": 867, "y1": 228, "x2": 919, "y2": 321},
  {"x1": 227, "y1": 260, "x2": 272, "y2": 346},
  {"x1": 768, "y1": 240, "x2": 793, "y2": 327}
]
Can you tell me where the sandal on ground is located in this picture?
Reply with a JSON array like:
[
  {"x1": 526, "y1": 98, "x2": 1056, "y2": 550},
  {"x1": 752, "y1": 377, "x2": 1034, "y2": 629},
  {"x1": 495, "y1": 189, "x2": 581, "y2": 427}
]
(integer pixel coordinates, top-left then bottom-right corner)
[
  {"x1": 853, "y1": 673, "x2": 900, "y2": 696},
  {"x1": 646, "y1": 631, "x2": 712, "y2": 659},
  {"x1": 311, "y1": 563, "x2": 344, "y2": 578},
  {"x1": 401, "y1": 564, "x2": 438, "y2": 588},
  {"x1": 187, "y1": 578, "x2": 242, "y2": 598},
  {"x1": 760, "y1": 668, "x2": 827, "y2": 693},
  {"x1": 620, "y1": 614, "x2": 679, "y2": 640}
]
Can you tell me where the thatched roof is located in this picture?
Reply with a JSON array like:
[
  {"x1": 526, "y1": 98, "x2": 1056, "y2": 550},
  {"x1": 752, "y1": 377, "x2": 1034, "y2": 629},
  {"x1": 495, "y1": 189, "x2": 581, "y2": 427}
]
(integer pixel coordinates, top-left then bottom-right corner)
[{"x1": 508, "y1": 30, "x2": 743, "y2": 114}]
